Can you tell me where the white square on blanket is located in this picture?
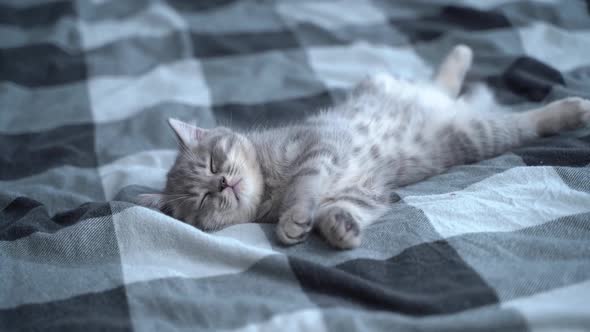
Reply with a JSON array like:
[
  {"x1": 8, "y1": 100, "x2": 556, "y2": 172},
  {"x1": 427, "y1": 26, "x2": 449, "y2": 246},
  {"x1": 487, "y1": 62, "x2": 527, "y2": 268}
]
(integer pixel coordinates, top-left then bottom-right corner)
[
  {"x1": 306, "y1": 42, "x2": 432, "y2": 90},
  {"x1": 86, "y1": 59, "x2": 211, "y2": 124},
  {"x1": 113, "y1": 207, "x2": 276, "y2": 284},
  {"x1": 277, "y1": 0, "x2": 387, "y2": 30},
  {"x1": 404, "y1": 166, "x2": 590, "y2": 238}
]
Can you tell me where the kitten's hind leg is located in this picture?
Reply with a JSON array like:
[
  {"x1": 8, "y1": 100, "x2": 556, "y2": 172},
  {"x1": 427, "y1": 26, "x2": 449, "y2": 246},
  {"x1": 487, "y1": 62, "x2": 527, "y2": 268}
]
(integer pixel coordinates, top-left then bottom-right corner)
[
  {"x1": 315, "y1": 206, "x2": 362, "y2": 249},
  {"x1": 314, "y1": 193, "x2": 389, "y2": 249},
  {"x1": 434, "y1": 44, "x2": 473, "y2": 98},
  {"x1": 465, "y1": 97, "x2": 590, "y2": 163}
]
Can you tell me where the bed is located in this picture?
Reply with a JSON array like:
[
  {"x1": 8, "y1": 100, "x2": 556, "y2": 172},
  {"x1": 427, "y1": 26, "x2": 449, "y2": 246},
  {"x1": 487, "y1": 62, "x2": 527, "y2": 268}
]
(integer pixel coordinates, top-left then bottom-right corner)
[{"x1": 1, "y1": 0, "x2": 590, "y2": 331}]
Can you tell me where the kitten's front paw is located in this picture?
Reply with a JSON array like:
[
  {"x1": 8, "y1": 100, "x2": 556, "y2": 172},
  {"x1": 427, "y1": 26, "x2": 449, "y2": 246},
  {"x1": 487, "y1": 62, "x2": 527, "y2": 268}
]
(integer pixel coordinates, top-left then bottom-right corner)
[
  {"x1": 316, "y1": 207, "x2": 361, "y2": 249},
  {"x1": 276, "y1": 206, "x2": 313, "y2": 246}
]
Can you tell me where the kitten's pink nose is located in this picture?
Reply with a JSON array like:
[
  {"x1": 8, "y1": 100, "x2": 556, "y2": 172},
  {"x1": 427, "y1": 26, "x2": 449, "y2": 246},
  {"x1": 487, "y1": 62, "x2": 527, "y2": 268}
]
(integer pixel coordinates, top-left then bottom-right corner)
[{"x1": 219, "y1": 176, "x2": 229, "y2": 191}]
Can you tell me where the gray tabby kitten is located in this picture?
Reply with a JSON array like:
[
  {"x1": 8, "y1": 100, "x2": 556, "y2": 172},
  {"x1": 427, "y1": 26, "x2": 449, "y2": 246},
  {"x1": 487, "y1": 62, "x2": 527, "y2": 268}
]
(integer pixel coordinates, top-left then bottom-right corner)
[{"x1": 140, "y1": 45, "x2": 590, "y2": 249}]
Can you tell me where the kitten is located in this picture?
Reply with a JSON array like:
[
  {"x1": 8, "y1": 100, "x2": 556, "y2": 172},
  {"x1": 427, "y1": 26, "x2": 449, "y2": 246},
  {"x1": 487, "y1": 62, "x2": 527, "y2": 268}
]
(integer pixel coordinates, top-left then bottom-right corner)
[{"x1": 140, "y1": 45, "x2": 590, "y2": 249}]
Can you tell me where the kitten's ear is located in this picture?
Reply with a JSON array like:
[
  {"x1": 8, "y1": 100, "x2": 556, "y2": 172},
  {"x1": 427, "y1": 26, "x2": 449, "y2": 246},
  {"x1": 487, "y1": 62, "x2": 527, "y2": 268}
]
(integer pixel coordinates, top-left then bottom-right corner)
[
  {"x1": 136, "y1": 193, "x2": 165, "y2": 210},
  {"x1": 167, "y1": 118, "x2": 207, "y2": 146}
]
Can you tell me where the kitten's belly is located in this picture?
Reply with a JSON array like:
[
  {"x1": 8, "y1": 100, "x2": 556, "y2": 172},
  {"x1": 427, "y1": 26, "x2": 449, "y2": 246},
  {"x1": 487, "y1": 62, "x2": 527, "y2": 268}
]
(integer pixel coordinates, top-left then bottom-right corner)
[{"x1": 325, "y1": 104, "x2": 457, "y2": 188}]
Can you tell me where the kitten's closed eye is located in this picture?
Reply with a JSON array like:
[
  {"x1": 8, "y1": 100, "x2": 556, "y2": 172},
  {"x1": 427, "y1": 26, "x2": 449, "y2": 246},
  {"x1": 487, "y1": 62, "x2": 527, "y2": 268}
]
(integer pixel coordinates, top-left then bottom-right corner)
[{"x1": 210, "y1": 156, "x2": 217, "y2": 174}]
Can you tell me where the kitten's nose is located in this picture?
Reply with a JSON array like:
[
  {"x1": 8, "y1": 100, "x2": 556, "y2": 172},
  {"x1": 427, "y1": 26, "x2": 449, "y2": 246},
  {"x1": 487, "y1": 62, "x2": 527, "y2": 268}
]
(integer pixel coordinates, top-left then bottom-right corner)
[{"x1": 219, "y1": 176, "x2": 229, "y2": 192}]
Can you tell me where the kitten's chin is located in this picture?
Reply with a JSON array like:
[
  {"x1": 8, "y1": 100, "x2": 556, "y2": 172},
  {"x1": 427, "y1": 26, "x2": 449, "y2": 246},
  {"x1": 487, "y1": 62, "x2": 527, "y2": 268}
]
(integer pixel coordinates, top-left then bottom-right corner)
[
  {"x1": 235, "y1": 136, "x2": 265, "y2": 222},
  {"x1": 238, "y1": 165, "x2": 264, "y2": 222}
]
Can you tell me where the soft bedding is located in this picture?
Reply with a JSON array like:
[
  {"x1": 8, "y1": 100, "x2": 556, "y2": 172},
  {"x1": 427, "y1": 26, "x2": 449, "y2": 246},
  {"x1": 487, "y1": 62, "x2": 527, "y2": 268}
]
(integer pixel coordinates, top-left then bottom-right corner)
[{"x1": 1, "y1": 0, "x2": 590, "y2": 331}]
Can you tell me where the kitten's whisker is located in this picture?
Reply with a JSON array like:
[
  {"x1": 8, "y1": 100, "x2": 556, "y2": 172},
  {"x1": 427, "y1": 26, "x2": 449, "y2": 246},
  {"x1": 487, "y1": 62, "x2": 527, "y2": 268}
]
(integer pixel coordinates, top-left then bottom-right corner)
[
  {"x1": 160, "y1": 194, "x2": 189, "y2": 202},
  {"x1": 161, "y1": 193, "x2": 188, "y2": 197},
  {"x1": 162, "y1": 195, "x2": 191, "y2": 205}
]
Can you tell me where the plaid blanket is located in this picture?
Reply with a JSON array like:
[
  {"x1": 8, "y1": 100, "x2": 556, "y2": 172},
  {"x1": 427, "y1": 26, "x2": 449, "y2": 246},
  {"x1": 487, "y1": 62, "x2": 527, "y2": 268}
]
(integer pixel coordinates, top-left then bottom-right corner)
[{"x1": 2, "y1": 0, "x2": 590, "y2": 331}]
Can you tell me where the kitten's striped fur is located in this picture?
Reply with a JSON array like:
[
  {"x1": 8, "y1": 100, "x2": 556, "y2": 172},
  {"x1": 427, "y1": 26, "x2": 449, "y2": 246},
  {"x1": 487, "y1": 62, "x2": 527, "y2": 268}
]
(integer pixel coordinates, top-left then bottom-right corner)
[{"x1": 141, "y1": 45, "x2": 590, "y2": 249}]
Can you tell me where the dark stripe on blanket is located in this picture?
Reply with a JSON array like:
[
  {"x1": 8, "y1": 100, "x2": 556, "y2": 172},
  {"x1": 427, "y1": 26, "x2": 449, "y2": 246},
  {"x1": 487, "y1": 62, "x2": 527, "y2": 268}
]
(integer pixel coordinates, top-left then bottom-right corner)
[
  {"x1": 514, "y1": 135, "x2": 590, "y2": 167},
  {"x1": 0, "y1": 43, "x2": 87, "y2": 87},
  {"x1": 0, "y1": 123, "x2": 97, "y2": 180},
  {"x1": 213, "y1": 91, "x2": 333, "y2": 129},
  {"x1": 0, "y1": 284, "x2": 132, "y2": 332},
  {"x1": 498, "y1": 56, "x2": 566, "y2": 102},
  {"x1": 0, "y1": 198, "x2": 113, "y2": 241},
  {"x1": 389, "y1": 6, "x2": 511, "y2": 43},
  {"x1": 0, "y1": 29, "x2": 299, "y2": 86},
  {"x1": 0, "y1": 1, "x2": 74, "y2": 28},
  {"x1": 191, "y1": 30, "x2": 300, "y2": 58},
  {"x1": 167, "y1": 0, "x2": 239, "y2": 12},
  {"x1": 290, "y1": 238, "x2": 499, "y2": 316}
]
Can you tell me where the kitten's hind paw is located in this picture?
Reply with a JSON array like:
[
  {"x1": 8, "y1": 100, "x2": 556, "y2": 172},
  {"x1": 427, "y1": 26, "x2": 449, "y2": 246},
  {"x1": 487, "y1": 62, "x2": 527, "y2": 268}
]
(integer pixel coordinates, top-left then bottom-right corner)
[
  {"x1": 316, "y1": 207, "x2": 361, "y2": 249},
  {"x1": 533, "y1": 97, "x2": 590, "y2": 136},
  {"x1": 450, "y1": 44, "x2": 473, "y2": 68},
  {"x1": 276, "y1": 206, "x2": 313, "y2": 246}
]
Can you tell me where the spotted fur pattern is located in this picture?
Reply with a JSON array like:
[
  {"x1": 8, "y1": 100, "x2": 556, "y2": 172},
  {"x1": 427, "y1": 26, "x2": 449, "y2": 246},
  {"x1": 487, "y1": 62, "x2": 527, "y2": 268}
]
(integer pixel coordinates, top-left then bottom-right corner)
[{"x1": 140, "y1": 45, "x2": 590, "y2": 249}]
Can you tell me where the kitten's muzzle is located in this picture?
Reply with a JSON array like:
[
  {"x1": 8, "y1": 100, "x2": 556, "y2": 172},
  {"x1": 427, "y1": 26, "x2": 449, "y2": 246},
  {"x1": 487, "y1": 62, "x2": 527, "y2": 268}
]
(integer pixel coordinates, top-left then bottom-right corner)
[{"x1": 220, "y1": 177, "x2": 242, "y2": 202}]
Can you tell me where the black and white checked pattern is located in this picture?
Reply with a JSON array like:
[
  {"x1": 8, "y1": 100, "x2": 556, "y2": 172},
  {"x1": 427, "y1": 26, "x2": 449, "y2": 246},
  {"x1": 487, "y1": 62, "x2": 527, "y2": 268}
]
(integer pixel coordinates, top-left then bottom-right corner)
[{"x1": 1, "y1": 1, "x2": 590, "y2": 331}]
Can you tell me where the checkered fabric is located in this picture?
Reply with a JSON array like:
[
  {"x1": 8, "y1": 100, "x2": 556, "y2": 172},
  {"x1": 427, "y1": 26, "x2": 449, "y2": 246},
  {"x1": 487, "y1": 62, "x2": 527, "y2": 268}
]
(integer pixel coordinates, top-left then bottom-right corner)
[{"x1": 1, "y1": 0, "x2": 590, "y2": 331}]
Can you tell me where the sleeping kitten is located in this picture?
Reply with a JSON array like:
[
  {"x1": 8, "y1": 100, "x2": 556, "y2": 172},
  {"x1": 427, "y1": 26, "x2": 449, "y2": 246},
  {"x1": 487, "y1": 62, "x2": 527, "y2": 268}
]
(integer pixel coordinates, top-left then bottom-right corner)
[{"x1": 140, "y1": 45, "x2": 590, "y2": 249}]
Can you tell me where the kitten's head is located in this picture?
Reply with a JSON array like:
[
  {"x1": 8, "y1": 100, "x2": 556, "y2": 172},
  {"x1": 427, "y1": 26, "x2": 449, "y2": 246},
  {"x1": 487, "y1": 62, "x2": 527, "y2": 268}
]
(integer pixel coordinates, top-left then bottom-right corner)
[{"x1": 140, "y1": 119, "x2": 264, "y2": 231}]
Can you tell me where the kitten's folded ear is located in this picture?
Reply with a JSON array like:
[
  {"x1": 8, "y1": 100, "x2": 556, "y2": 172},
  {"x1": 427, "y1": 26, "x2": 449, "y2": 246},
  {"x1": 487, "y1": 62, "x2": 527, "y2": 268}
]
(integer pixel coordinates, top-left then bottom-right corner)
[
  {"x1": 167, "y1": 118, "x2": 207, "y2": 146},
  {"x1": 136, "y1": 193, "x2": 165, "y2": 210}
]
